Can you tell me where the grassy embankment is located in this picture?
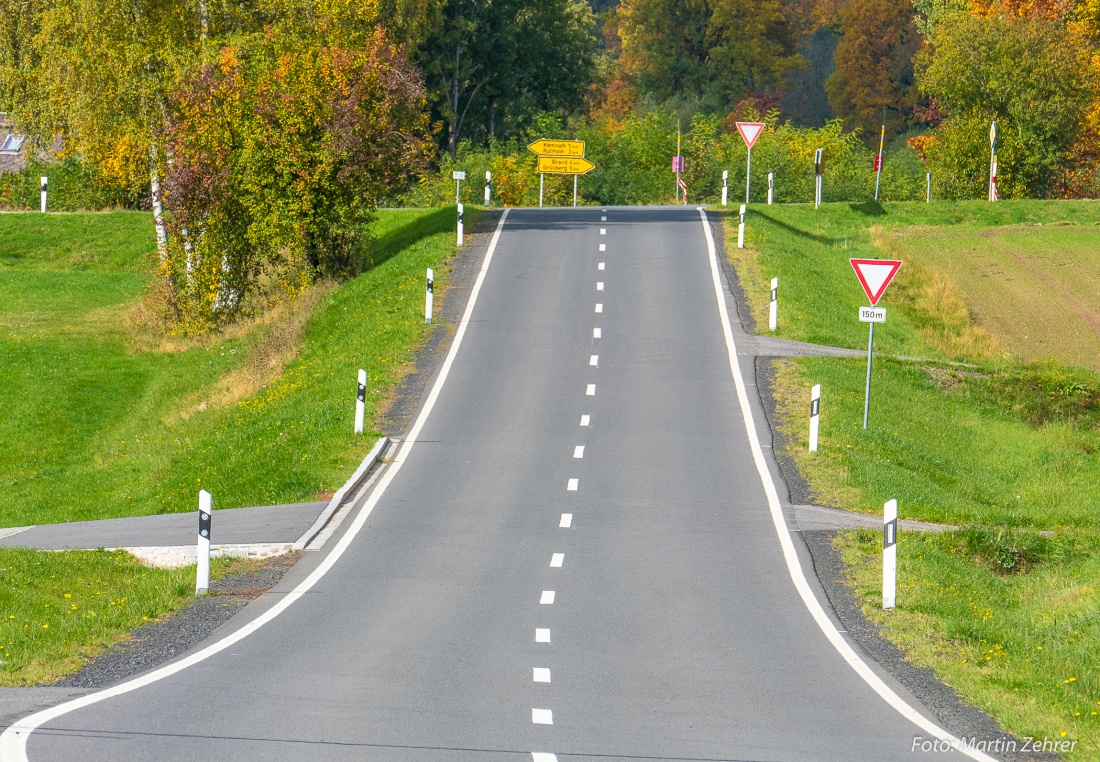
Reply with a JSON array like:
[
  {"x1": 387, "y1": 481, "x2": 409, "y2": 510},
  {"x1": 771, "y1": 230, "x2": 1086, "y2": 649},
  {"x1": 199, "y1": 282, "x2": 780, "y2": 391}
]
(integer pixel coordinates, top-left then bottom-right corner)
[
  {"x1": 0, "y1": 206, "x2": 466, "y2": 527},
  {"x1": 726, "y1": 200, "x2": 1100, "y2": 759},
  {"x1": 0, "y1": 206, "x2": 467, "y2": 684}
]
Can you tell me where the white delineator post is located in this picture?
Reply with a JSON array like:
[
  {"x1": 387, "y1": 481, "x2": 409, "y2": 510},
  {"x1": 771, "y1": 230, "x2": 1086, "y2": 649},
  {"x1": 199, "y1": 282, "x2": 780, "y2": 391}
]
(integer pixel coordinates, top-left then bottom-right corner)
[
  {"x1": 457, "y1": 203, "x2": 464, "y2": 247},
  {"x1": 883, "y1": 498, "x2": 898, "y2": 609},
  {"x1": 425, "y1": 267, "x2": 434, "y2": 324},
  {"x1": 926, "y1": 173, "x2": 931, "y2": 203},
  {"x1": 40, "y1": 177, "x2": 47, "y2": 213},
  {"x1": 354, "y1": 369, "x2": 366, "y2": 434},
  {"x1": 809, "y1": 384, "x2": 821, "y2": 452},
  {"x1": 737, "y1": 204, "x2": 746, "y2": 249},
  {"x1": 767, "y1": 172, "x2": 774, "y2": 205},
  {"x1": 484, "y1": 170, "x2": 492, "y2": 205},
  {"x1": 769, "y1": 277, "x2": 778, "y2": 331},
  {"x1": 721, "y1": 170, "x2": 728, "y2": 207},
  {"x1": 196, "y1": 490, "x2": 212, "y2": 595}
]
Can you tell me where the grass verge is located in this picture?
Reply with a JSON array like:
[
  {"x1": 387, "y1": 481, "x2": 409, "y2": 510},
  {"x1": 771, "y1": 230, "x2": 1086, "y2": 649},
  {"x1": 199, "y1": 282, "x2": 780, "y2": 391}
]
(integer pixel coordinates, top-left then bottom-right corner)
[
  {"x1": 0, "y1": 206, "x2": 470, "y2": 526},
  {"x1": 728, "y1": 200, "x2": 1100, "y2": 760},
  {"x1": 0, "y1": 548, "x2": 247, "y2": 686}
]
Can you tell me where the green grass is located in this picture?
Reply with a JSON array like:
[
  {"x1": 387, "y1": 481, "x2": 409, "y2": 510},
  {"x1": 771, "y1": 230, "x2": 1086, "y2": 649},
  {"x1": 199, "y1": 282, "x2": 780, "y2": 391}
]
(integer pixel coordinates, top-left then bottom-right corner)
[
  {"x1": 837, "y1": 529, "x2": 1100, "y2": 759},
  {"x1": 729, "y1": 199, "x2": 1100, "y2": 759},
  {"x1": 0, "y1": 548, "x2": 248, "y2": 686},
  {"x1": 771, "y1": 356, "x2": 1100, "y2": 530},
  {"x1": 0, "y1": 206, "x2": 467, "y2": 526},
  {"x1": 734, "y1": 199, "x2": 1100, "y2": 356}
]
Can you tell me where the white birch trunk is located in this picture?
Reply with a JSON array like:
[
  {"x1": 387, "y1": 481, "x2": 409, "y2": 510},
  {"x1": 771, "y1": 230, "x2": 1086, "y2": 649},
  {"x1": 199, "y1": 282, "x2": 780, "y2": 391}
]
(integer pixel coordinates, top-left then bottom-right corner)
[{"x1": 149, "y1": 141, "x2": 167, "y2": 262}]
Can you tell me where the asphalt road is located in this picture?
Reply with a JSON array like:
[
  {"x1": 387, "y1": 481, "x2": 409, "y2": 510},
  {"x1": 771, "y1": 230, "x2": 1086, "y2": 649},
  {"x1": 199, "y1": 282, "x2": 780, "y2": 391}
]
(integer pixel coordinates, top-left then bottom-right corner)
[{"x1": 9, "y1": 207, "x2": 976, "y2": 761}]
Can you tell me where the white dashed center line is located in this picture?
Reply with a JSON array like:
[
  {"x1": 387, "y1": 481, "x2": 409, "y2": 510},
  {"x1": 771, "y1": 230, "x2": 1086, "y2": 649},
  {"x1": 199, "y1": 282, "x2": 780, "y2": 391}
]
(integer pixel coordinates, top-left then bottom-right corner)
[
  {"x1": 573, "y1": 445, "x2": 584, "y2": 458},
  {"x1": 599, "y1": 243, "x2": 606, "y2": 252},
  {"x1": 535, "y1": 628, "x2": 551, "y2": 643},
  {"x1": 532, "y1": 755, "x2": 558, "y2": 762},
  {"x1": 550, "y1": 553, "x2": 564, "y2": 567},
  {"x1": 601, "y1": 215, "x2": 607, "y2": 221},
  {"x1": 598, "y1": 262, "x2": 605, "y2": 270},
  {"x1": 580, "y1": 415, "x2": 590, "y2": 426},
  {"x1": 540, "y1": 590, "x2": 556, "y2": 604},
  {"x1": 596, "y1": 282, "x2": 604, "y2": 291},
  {"x1": 600, "y1": 228, "x2": 606, "y2": 235},
  {"x1": 593, "y1": 328, "x2": 601, "y2": 338},
  {"x1": 595, "y1": 303, "x2": 603, "y2": 313},
  {"x1": 589, "y1": 355, "x2": 598, "y2": 366},
  {"x1": 586, "y1": 384, "x2": 595, "y2": 395},
  {"x1": 533, "y1": 667, "x2": 552, "y2": 683},
  {"x1": 532, "y1": 708, "x2": 553, "y2": 725},
  {"x1": 559, "y1": 513, "x2": 572, "y2": 528},
  {"x1": 567, "y1": 478, "x2": 579, "y2": 491}
]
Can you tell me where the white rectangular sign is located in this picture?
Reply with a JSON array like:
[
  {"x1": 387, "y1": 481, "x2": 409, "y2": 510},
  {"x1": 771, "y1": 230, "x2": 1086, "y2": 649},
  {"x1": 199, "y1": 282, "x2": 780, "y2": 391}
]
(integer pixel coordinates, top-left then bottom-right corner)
[
  {"x1": 452, "y1": 171, "x2": 466, "y2": 180},
  {"x1": 859, "y1": 306, "x2": 886, "y2": 323}
]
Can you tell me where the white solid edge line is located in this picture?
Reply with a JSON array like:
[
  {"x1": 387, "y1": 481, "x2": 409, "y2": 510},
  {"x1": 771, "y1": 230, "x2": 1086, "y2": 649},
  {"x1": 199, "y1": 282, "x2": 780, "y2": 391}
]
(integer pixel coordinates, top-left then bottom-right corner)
[
  {"x1": 0, "y1": 209, "x2": 514, "y2": 762},
  {"x1": 696, "y1": 208, "x2": 997, "y2": 762}
]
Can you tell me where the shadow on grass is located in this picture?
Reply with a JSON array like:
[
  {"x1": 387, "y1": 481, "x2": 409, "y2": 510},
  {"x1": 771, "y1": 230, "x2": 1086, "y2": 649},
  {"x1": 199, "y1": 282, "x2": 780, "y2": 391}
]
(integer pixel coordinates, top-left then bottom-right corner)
[
  {"x1": 363, "y1": 207, "x2": 458, "y2": 272},
  {"x1": 849, "y1": 201, "x2": 886, "y2": 217},
  {"x1": 750, "y1": 210, "x2": 840, "y2": 245}
]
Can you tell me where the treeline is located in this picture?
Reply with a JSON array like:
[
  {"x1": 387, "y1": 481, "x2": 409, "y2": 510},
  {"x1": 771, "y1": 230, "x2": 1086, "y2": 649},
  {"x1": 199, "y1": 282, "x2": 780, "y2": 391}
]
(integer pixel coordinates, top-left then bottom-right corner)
[{"x1": 2, "y1": 0, "x2": 1098, "y2": 329}]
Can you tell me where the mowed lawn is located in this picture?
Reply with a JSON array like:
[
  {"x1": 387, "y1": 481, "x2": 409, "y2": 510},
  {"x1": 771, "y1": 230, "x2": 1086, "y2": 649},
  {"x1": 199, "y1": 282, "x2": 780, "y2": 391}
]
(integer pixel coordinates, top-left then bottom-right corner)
[
  {"x1": 0, "y1": 207, "x2": 461, "y2": 527},
  {"x1": 729, "y1": 200, "x2": 1100, "y2": 759}
]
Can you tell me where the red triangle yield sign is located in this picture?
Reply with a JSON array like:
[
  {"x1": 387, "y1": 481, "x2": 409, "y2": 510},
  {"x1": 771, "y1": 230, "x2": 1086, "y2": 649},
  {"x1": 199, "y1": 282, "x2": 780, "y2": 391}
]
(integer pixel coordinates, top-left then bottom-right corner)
[
  {"x1": 736, "y1": 122, "x2": 766, "y2": 149},
  {"x1": 850, "y1": 259, "x2": 902, "y2": 306}
]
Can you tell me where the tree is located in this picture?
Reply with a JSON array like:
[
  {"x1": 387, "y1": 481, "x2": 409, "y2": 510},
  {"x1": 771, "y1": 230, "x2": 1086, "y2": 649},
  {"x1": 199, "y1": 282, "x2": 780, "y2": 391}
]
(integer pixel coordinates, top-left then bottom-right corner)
[
  {"x1": 161, "y1": 30, "x2": 431, "y2": 329},
  {"x1": 417, "y1": 0, "x2": 598, "y2": 156},
  {"x1": 616, "y1": 0, "x2": 801, "y2": 114},
  {"x1": 825, "y1": 0, "x2": 920, "y2": 137},
  {"x1": 917, "y1": 11, "x2": 1096, "y2": 197}
]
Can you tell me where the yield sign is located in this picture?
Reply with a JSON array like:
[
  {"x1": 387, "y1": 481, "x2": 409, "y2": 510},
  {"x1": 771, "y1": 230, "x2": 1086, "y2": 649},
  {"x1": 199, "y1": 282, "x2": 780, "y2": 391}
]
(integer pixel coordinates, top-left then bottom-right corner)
[
  {"x1": 850, "y1": 259, "x2": 902, "y2": 306},
  {"x1": 736, "y1": 122, "x2": 766, "y2": 149}
]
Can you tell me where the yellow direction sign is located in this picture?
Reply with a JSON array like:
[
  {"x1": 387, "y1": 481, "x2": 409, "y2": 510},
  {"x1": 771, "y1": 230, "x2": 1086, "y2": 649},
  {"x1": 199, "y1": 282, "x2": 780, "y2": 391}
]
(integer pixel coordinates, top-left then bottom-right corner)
[
  {"x1": 537, "y1": 156, "x2": 595, "y2": 175},
  {"x1": 528, "y1": 139, "x2": 586, "y2": 158}
]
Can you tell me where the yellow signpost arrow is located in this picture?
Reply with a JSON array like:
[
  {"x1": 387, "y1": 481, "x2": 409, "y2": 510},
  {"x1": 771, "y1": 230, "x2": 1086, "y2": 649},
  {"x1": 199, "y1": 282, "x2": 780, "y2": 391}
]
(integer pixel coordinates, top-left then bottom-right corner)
[
  {"x1": 528, "y1": 139, "x2": 586, "y2": 158},
  {"x1": 537, "y1": 156, "x2": 596, "y2": 175}
]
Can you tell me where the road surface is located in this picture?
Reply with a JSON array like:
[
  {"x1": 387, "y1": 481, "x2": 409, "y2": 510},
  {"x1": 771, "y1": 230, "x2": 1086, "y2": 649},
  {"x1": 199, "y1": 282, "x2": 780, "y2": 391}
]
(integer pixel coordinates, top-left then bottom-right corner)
[{"x1": 6, "y1": 206, "x2": 982, "y2": 761}]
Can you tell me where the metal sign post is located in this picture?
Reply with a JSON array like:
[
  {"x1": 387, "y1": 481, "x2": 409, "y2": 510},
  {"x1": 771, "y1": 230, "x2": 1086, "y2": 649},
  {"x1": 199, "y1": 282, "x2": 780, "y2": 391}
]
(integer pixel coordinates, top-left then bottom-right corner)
[
  {"x1": 735, "y1": 122, "x2": 765, "y2": 205},
  {"x1": 851, "y1": 259, "x2": 902, "y2": 429},
  {"x1": 452, "y1": 170, "x2": 465, "y2": 204}
]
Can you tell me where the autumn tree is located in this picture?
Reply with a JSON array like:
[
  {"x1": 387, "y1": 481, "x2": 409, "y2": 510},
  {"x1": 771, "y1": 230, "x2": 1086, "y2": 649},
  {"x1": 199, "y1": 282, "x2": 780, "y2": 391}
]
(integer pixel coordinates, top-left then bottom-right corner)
[
  {"x1": 616, "y1": 0, "x2": 802, "y2": 114},
  {"x1": 825, "y1": 0, "x2": 920, "y2": 137},
  {"x1": 161, "y1": 30, "x2": 431, "y2": 328},
  {"x1": 917, "y1": 10, "x2": 1096, "y2": 197}
]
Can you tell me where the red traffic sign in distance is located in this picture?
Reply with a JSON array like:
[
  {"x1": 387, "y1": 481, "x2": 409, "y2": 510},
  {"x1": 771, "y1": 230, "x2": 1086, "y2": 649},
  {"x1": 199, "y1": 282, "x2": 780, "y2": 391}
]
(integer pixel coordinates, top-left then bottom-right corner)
[
  {"x1": 736, "y1": 122, "x2": 766, "y2": 149},
  {"x1": 850, "y1": 259, "x2": 902, "y2": 306}
]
